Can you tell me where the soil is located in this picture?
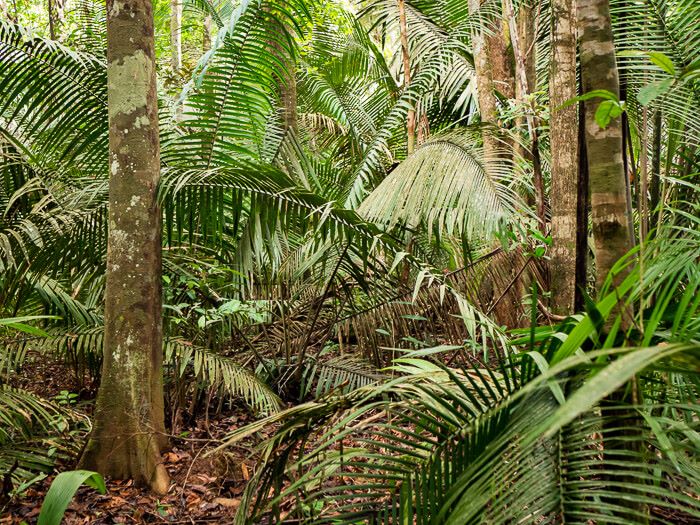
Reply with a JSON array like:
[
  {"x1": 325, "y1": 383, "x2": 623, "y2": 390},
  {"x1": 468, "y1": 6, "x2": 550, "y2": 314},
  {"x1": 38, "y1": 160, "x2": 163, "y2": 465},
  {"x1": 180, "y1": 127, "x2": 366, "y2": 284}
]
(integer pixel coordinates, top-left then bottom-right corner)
[{"x1": 1, "y1": 351, "x2": 266, "y2": 524}]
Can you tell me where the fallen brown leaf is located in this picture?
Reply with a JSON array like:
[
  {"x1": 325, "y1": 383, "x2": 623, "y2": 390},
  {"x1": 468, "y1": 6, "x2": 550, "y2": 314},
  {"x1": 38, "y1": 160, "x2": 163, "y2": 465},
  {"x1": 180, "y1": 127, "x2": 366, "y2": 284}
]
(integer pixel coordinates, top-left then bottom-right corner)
[{"x1": 213, "y1": 497, "x2": 241, "y2": 509}]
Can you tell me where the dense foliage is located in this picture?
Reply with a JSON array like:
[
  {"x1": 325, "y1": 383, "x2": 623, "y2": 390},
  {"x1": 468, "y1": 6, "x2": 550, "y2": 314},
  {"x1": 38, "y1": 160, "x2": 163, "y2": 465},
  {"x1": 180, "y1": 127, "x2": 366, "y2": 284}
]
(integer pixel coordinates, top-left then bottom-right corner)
[{"x1": 0, "y1": 0, "x2": 698, "y2": 522}]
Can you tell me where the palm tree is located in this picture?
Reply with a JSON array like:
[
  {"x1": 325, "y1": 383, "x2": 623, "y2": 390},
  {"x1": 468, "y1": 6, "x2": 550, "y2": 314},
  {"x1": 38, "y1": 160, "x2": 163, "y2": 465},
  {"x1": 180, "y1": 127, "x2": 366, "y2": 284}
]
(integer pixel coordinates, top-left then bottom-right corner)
[{"x1": 0, "y1": 0, "x2": 698, "y2": 506}]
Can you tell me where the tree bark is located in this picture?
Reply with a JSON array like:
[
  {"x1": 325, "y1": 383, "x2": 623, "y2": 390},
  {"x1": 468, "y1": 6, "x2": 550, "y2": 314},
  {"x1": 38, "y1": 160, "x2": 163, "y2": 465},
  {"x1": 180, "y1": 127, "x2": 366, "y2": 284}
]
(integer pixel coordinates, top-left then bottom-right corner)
[
  {"x1": 579, "y1": 4, "x2": 642, "y2": 517},
  {"x1": 48, "y1": 0, "x2": 56, "y2": 39},
  {"x1": 170, "y1": 0, "x2": 182, "y2": 72},
  {"x1": 638, "y1": 107, "x2": 649, "y2": 241},
  {"x1": 397, "y1": 0, "x2": 415, "y2": 154},
  {"x1": 649, "y1": 110, "x2": 661, "y2": 231},
  {"x1": 577, "y1": 0, "x2": 634, "y2": 293},
  {"x1": 575, "y1": 96, "x2": 589, "y2": 311},
  {"x1": 468, "y1": 0, "x2": 502, "y2": 161},
  {"x1": 504, "y1": 0, "x2": 545, "y2": 231},
  {"x1": 203, "y1": 14, "x2": 212, "y2": 52},
  {"x1": 549, "y1": 0, "x2": 579, "y2": 314},
  {"x1": 489, "y1": 1, "x2": 515, "y2": 101},
  {"x1": 47, "y1": 0, "x2": 64, "y2": 40},
  {"x1": 79, "y1": 0, "x2": 169, "y2": 494}
]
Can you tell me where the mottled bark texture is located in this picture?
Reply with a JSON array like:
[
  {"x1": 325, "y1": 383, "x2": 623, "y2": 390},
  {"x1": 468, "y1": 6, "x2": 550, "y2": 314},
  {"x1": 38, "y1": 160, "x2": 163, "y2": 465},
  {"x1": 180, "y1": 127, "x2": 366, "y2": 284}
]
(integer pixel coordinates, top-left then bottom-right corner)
[
  {"x1": 170, "y1": 0, "x2": 182, "y2": 72},
  {"x1": 468, "y1": 0, "x2": 514, "y2": 161},
  {"x1": 649, "y1": 110, "x2": 662, "y2": 230},
  {"x1": 577, "y1": 0, "x2": 633, "y2": 293},
  {"x1": 79, "y1": 0, "x2": 168, "y2": 494},
  {"x1": 397, "y1": 0, "x2": 415, "y2": 154},
  {"x1": 489, "y1": 2, "x2": 515, "y2": 101},
  {"x1": 549, "y1": 0, "x2": 579, "y2": 314}
]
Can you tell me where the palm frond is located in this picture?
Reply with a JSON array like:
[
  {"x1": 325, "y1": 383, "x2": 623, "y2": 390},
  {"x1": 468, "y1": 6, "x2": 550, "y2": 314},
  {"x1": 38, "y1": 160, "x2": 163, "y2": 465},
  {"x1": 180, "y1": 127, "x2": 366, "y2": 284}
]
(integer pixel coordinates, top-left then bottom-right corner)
[
  {"x1": 0, "y1": 385, "x2": 87, "y2": 489},
  {"x1": 359, "y1": 131, "x2": 529, "y2": 240}
]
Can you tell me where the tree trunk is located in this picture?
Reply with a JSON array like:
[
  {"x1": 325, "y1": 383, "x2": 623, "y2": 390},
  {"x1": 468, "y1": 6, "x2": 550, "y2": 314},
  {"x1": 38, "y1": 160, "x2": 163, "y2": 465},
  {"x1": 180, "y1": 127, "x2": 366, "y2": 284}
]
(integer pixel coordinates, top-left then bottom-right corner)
[
  {"x1": 649, "y1": 110, "x2": 662, "y2": 230},
  {"x1": 397, "y1": 0, "x2": 415, "y2": 154},
  {"x1": 577, "y1": 0, "x2": 634, "y2": 293},
  {"x1": 280, "y1": 64, "x2": 297, "y2": 133},
  {"x1": 48, "y1": 0, "x2": 56, "y2": 39},
  {"x1": 203, "y1": 14, "x2": 212, "y2": 52},
  {"x1": 489, "y1": 1, "x2": 515, "y2": 101},
  {"x1": 47, "y1": 0, "x2": 64, "y2": 40},
  {"x1": 170, "y1": 0, "x2": 182, "y2": 72},
  {"x1": 579, "y1": 2, "x2": 643, "y2": 518},
  {"x1": 504, "y1": 0, "x2": 545, "y2": 231},
  {"x1": 468, "y1": 0, "x2": 502, "y2": 161},
  {"x1": 638, "y1": 107, "x2": 649, "y2": 241},
  {"x1": 79, "y1": 0, "x2": 169, "y2": 494},
  {"x1": 575, "y1": 96, "x2": 589, "y2": 311},
  {"x1": 549, "y1": 0, "x2": 579, "y2": 314}
]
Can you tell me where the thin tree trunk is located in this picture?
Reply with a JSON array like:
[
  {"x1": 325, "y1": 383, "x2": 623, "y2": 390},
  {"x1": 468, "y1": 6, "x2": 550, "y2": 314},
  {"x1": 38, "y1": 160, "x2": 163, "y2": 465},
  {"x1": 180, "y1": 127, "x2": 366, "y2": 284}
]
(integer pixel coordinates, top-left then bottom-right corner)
[
  {"x1": 649, "y1": 110, "x2": 662, "y2": 230},
  {"x1": 48, "y1": 0, "x2": 64, "y2": 39},
  {"x1": 269, "y1": 20, "x2": 297, "y2": 134},
  {"x1": 549, "y1": 0, "x2": 579, "y2": 314},
  {"x1": 575, "y1": 95, "x2": 589, "y2": 311},
  {"x1": 280, "y1": 65, "x2": 297, "y2": 133},
  {"x1": 170, "y1": 0, "x2": 182, "y2": 72},
  {"x1": 579, "y1": 1, "x2": 643, "y2": 519},
  {"x1": 638, "y1": 107, "x2": 649, "y2": 240},
  {"x1": 504, "y1": 0, "x2": 545, "y2": 231},
  {"x1": 79, "y1": 0, "x2": 169, "y2": 494},
  {"x1": 397, "y1": 0, "x2": 415, "y2": 154},
  {"x1": 577, "y1": 0, "x2": 634, "y2": 293},
  {"x1": 203, "y1": 15, "x2": 212, "y2": 52},
  {"x1": 468, "y1": 0, "x2": 502, "y2": 162},
  {"x1": 48, "y1": 0, "x2": 56, "y2": 39},
  {"x1": 490, "y1": 1, "x2": 515, "y2": 101}
]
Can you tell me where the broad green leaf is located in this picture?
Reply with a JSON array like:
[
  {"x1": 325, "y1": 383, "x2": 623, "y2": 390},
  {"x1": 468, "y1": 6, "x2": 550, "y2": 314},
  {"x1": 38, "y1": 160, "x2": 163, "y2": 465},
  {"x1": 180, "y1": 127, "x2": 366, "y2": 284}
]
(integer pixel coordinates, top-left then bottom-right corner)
[
  {"x1": 555, "y1": 89, "x2": 619, "y2": 110},
  {"x1": 3, "y1": 322, "x2": 50, "y2": 337},
  {"x1": 38, "y1": 470, "x2": 106, "y2": 525},
  {"x1": 594, "y1": 100, "x2": 624, "y2": 129},
  {"x1": 637, "y1": 78, "x2": 674, "y2": 106},
  {"x1": 526, "y1": 351, "x2": 566, "y2": 404},
  {"x1": 648, "y1": 51, "x2": 676, "y2": 76},
  {"x1": 639, "y1": 410, "x2": 681, "y2": 472},
  {"x1": 535, "y1": 344, "x2": 684, "y2": 440}
]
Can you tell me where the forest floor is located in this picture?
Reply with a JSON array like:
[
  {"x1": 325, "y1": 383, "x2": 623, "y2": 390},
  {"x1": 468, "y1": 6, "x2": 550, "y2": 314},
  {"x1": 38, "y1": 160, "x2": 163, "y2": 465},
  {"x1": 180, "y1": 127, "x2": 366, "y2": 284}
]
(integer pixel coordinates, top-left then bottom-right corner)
[{"x1": 2, "y1": 352, "x2": 269, "y2": 524}]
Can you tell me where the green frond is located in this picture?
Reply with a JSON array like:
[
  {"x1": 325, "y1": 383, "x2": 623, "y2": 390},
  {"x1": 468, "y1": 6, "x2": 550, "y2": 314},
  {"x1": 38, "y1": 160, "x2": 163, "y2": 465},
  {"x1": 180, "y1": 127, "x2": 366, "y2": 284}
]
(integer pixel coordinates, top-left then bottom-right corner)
[
  {"x1": 359, "y1": 131, "x2": 529, "y2": 240},
  {"x1": 165, "y1": 338, "x2": 282, "y2": 416},
  {"x1": 0, "y1": 21, "x2": 107, "y2": 176},
  {"x1": 0, "y1": 385, "x2": 87, "y2": 488},
  {"x1": 224, "y1": 344, "x2": 700, "y2": 524},
  {"x1": 163, "y1": 0, "x2": 314, "y2": 167},
  {"x1": 300, "y1": 354, "x2": 384, "y2": 399}
]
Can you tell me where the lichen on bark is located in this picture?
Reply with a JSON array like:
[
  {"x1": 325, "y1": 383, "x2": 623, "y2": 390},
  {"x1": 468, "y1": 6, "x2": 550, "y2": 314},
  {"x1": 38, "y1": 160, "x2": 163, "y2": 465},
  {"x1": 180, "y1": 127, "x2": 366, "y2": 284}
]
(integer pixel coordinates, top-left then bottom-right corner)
[
  {"x1": 79, "y1": 0, "x2": 169, "y2": 494},
  {"x1": 577, "y1": 0, "x2": 634, "y2": 294},
  {"x1": 549, "y1": 0, "x2": 580, "y2": 314}
]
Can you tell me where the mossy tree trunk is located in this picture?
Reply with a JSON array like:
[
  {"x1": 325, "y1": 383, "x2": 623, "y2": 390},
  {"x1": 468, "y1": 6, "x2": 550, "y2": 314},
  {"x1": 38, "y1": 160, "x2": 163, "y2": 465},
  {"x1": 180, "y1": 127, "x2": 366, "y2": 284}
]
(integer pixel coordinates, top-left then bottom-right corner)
[
  {"x1": 504, "y1": 0, "x2": 545, "y2": 231},
  {"x1": 549, "y1": 0, "x2": 579, "y2": 314},
  {"x1": 577, "y1": 0, "x2": 633, "y2": 292},
  {"x1": 79, "y1": 0, "x2": 169, "y2": 494}
]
